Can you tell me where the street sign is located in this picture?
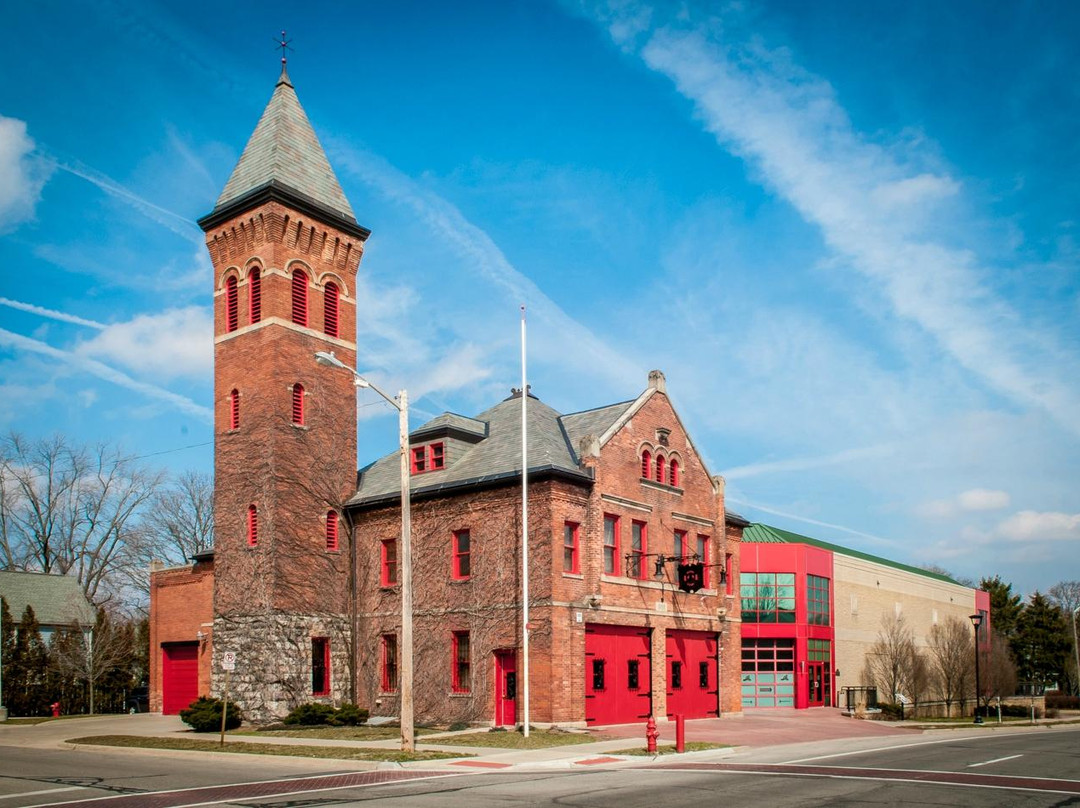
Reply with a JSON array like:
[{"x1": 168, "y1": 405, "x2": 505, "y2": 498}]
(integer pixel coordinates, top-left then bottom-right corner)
[{"x1": 222, "y1": 651, "x2": 237, "y2": 671}]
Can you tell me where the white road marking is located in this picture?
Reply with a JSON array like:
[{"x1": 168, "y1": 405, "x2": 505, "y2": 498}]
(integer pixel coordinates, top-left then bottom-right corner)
[
  {"x1": 0, "y1": 787, "x2": 86, "y2": 801},
  {"x1": 968, "y1": 754, "x2": 1023, "y2": 768}
]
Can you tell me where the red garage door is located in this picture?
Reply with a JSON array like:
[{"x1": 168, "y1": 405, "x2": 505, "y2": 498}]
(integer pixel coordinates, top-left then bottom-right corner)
[
  {"x1": 585, "y1": 625, "x2": 651, "y2": 725},
  {"x1": 666, "y1": 630, "x2": 718, "y2": 720},
  {"x1": 162, "y1": 642, "x2": 199, "y2": 715}
]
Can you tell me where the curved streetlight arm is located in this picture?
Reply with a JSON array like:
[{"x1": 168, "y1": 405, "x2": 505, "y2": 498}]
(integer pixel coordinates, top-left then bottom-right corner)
[{"x1": 314, "y1": 351, "x2": 400, "y2": 410}]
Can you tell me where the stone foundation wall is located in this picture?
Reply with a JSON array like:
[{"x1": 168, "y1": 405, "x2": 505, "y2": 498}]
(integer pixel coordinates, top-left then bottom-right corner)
[{"x1": 211, "y1": 612, "x2": 349, "y2": 724}]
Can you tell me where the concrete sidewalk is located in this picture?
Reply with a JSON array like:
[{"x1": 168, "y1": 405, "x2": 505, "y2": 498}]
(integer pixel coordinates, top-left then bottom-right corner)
[{"x1": 0, "y1": 708, "x2": 923, "y2": 769}]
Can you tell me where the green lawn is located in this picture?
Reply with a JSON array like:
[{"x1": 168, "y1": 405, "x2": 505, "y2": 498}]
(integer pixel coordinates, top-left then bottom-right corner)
[
  {"x1": 3, "y1": 714, "x2": 111, "y2": 725},
  {"x1": 68, "y1": 735, "x2": 468, "y2": 762},
  {"x1": 239, "y1": 724, "x2": 439, "y2": 741},
  {"x1": 425, "y1": 729, "x2": 610, "y2": 749},
  {"x1": 612, "y1": 742, "x2": 729, "y2": 756}
]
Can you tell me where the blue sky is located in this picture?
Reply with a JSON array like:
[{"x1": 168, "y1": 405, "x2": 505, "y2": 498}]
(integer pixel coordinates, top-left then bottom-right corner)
[{"x1": 1, "y1": 0, "x2": 1077, "y2": 596}]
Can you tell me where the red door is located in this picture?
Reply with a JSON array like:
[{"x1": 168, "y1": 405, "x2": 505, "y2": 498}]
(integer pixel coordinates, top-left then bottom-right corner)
[
  {"x1": 494, "y1": 650, "x2": 517, "y2": 726},
  {"x1": 807, "y1": 662, "x2": 825, "y2": 707},
  {"x1": 584, "y1": 625, "x2": 651, "y2": 725},
  {"x1": 162, "y1": 642, "x2": 199, "y2": 715},
  {"x1": 665, "y1": 630, "x2": 718, "y2": 720}
]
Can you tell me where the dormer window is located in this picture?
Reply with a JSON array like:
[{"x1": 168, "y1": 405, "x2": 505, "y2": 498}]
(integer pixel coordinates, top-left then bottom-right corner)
[{"x1": 411, "y1": 442, "x2": 445, "y2": 474}]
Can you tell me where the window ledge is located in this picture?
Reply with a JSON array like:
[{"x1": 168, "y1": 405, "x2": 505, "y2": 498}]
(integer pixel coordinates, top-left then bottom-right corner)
[
  {"x1": 639, "y1": 478, "x2": 684, "y2": 495},
  {"x1": 450, "y1": 577, "x2": 472, "y2": 584},
  {"x1": 562, "y1": 572, "x2": 584, "y2": 580},
  {"x1": 449, "y1": 691, "x2": 472, "y2": 698}
]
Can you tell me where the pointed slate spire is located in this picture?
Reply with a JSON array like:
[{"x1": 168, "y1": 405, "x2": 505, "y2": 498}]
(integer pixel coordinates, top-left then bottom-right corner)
[{"x1": 201, "y1": 65, "x2": 364, "y2": 235}]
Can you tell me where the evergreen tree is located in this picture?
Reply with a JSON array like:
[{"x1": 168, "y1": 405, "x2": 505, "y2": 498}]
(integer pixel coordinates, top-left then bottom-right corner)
[
  {"x1": 979, "y1": 576, "x2": 1024, "y2": 646},
  {"x1": 12, "y1": 606, "x2": 50, "y2": 716},
  {"x1": 1, "y1": 597, "x2": 14, "y2": 710},
  {"x1": 1014, "y1": 592, "x2": 1070, "y2": 691},
  {"x1": 47, "y1": 627, "x2": 88, "y2": 714}
]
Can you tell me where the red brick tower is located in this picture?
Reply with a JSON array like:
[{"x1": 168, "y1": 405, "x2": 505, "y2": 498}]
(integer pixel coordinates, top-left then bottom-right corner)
[{"x1": 198, "y1": 64, "x2": 369, "y2": 720}]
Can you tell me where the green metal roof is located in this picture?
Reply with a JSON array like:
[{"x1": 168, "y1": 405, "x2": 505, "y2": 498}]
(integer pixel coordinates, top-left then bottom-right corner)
[{"x1": 743, "y1": 523, "x2": 962, "y2": 585}]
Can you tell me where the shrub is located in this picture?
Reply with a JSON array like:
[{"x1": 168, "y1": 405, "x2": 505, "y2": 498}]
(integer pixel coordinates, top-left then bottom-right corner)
[
  {"x1": 448, "y1": 721, "x2": 470, "y2": 732},
  {"x1": 283, "y1": 702, "x2": 369, "y2": 726},
  {"x1": 283, "y1": 703, "x2": 337, "y2": 726},
  {"x1": 332, "y1": 703, "x2": 368, "y2": 726},
  {"x1": 878, "y1": 702, "x2": 904, "y2": 720},
  {"x1": 180, "y1": 697, "x2": 242, "y2": 732},
  {"x1": 1045, "y1": 692, "x2": 1080, "y2": 710},
  {"x1": 1000, "y1": 704, "x2": 1042, "y2": 718}
]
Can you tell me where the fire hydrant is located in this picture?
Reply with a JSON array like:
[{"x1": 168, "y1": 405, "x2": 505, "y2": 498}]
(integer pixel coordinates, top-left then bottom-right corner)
[
  {"x1": 51, "y1": 702, "x2": 61, "y2": 717},
  {"x1": 645, "y1": 715, "x2": 659, "y2": 754}
]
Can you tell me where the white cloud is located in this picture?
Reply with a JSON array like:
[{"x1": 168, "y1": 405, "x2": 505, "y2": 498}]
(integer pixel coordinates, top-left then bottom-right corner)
[
  {"x1": 0, "y1": 116, "x2": 52, "y2": 232},
  {"x1": 76, "y1": 307, "x2": 212, "y2": 382},
  {"x1": 957, "y1": 488, "x2": 1011, "y2": 512},
  {"x1": 580, "y1": 3, "x2": 1080, "y2": 438},
  {"x1": 995, "y1": 511, "x2": 1080, "y2": 543},
  {"x1": 0, "y1": 296, "x2": 105, "y2": 329},
  {"x1": 0, "y1": 327, "x2": 211, "y2": 421}
]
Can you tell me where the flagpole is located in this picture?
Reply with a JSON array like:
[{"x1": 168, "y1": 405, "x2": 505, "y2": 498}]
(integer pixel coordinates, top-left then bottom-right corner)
[{"x1": 520, "y1": 304, "x2": 530, "y2": 737}]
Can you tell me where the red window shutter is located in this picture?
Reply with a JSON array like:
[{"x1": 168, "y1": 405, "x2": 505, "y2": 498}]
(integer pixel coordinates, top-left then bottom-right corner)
[
  {"x1": 225, "y1": 276, "x2": 238, "y2": 332},
  {"x1": 324, "y1": 282, "x2": 339, "y2": 338},
  {"x1": 381, "y1": 539, "x2": 398, "y2": 586},
  {"x1": 229, "y1": 389, "x2": 240, "y2": 430},
  {"x1": 326, "y1": 510, "x2": 339, "y2": 552},
  {"x1": 670, "y1": 459, "x2": 679, "y2": 487},
  {"x1": 656, "y1": 456, "x2": 666, "y2": 484},
  {"x1": 641, "y1": 450, "x2": 651, "y2": 479},
  {"x1": 247, "y1": 505, "x2": 258, "y2": 546},
  {"x1": 249, "y1": 267, "x2": 261, "y2": 324},
  {"x1": 452, "y1": 529, "x2": 471, "y2": 579},
  {"x1": 292, "y1": 384, "x2": 305, "y2": 425},
  {"x1": 291, "y1": 269, "x2": 308, "y2": 326}
]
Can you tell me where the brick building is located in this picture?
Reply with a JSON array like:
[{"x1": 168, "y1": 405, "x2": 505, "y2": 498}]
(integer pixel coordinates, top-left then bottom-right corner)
[{"x1": 148, "y1": 65, "x2": 744, "y2": 725}]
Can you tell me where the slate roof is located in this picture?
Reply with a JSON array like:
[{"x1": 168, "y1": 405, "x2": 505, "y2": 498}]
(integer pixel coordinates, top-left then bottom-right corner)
[
  {"x1": 349, "y1": 393, "x2": 594, "y2": 507},
  {"x1": 0, "y1": 570, "x2": 95, "y2": 627},
  {"x1": 743, "y1": 523, "x2": 962, "y2": 585},
  {"x1": 561, "y1": 400, "x2": 635, "y2": 449},
  {"x1": 210, "y1": 66, "x2": 356, "y2": 224}
]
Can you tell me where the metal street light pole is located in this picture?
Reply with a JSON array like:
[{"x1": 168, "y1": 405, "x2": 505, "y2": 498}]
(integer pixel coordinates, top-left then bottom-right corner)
[
  {"x1": 969, "y1": 613, "x2": 983, "y2": 724},
  {"x1": 315, "y1": 351, "x2": 413, "y2": 753},
  {"x1": 1073, "y1": 606, "x2": 1080, "y2": 698}
]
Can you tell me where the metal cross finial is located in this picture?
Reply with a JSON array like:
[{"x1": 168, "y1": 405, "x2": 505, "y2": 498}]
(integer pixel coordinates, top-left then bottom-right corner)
[{"x1": 276, "y1": 30, "x2": 293, "y2": 66}]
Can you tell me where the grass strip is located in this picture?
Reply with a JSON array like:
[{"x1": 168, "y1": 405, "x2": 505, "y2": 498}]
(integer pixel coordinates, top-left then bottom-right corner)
[
  {"x1": 424, "y1": 729, "x2": 611, "y2": 749},
  {"x1": 68, "y1": 735, "x2": 469, "y2": 762},
  {"x1": 239, "y1": 725, "x2": 438, "y2": 741},
  {"x1": 610, "y1": 742, "x2": 729, "y2": 756}
]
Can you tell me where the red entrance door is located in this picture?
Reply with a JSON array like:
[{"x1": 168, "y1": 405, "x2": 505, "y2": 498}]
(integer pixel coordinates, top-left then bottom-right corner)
[
  {"x1": 584, "y1": 625, "x2": 651, "y2": 725},
  {"x1": 807, "y1": 662, "x2": 825, "y2": 707},
  {"x1": 162, "y1": 642, "x2": 199, "y2": 715},
  {"x1": 665, "y1": 630, "x2": 719, "y2": 719},
  {"x1": 494, "y1": 650, "x2": 517, "y2": 726}
]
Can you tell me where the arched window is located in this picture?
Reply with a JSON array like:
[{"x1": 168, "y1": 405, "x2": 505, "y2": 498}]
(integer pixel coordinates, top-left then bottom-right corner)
[
  {"x1": 641, "y1": 450, "x2": 652, "y2": 479},
  {"x1": 247, "y1": 504, "x2": 258, "y2": 547},
  {"x1": 225, "y1": 276, "x2": 238, "y2": 332},
  {"x1": 669, "y1": 459, "x2": 679, "y2": 487},
  {"x1": 229, "y1": 389, "x2": 240, "y2": 430},
  {"x1": 324, "y1": 281, "x2": 339, "y2": 338},
  {"x1": 248, "y1": 267, "x2": 261, "y2": 324},
  {"x1": 292, "y1": 383, "x2": 305, "y2": 425},
  {"x1": 325, "y1": 510, "x2": 339, "y2": 552},
  {"x1": 656, "y1": 455, "x2": 666, "y2": 484},
  {"x1": 291, "y1": 269, "x2": 308, "y2": 326}
]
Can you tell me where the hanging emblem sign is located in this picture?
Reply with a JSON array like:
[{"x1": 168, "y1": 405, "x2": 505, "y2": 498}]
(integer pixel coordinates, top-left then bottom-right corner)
[{"x1": 677, "y1": 562, "x2": 705, "y2": 593}]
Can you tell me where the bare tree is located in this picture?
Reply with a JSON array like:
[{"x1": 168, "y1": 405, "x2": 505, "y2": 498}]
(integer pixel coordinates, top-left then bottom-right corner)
[
  {"x1": 864, "y1": 614, "x2": 917, "y2": 706},
  {"x1": 979, "y1": 628, "x2": 1018, "y2": 711},
  {"x1": 907, "y1": 650, "x2": 933, "y2": 717},
  {"x1": 0, "y1": 433, "x2": 164, "y2": 606},
  {"x1": 928, "y1": 616, "x2": 974, "y2": 717},
  {"x1": 142, "y1": 471, "x2": 214, "y2": 563},
  {"x1": 49, "y1": 608, "x2": 135, "y2": 715},
  {"x1": 1047, "y1": 581, "x2": 1080, "y2": 696}
]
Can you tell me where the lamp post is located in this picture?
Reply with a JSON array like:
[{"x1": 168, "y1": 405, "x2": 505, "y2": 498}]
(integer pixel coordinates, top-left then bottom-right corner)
[
  {"x1": 315, "y1": 351, "x2": 414, "y2": 753},
  {"x1": 1072, "y1": 606, "x2": 1080, "y2": 699},
  {"x1": 969, "y1": 613, "x2": 983, "y2": 724}
]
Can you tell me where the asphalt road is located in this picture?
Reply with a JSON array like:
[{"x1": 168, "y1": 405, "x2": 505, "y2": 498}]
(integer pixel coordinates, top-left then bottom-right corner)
[{"x1": 0, "y1": 725, "x2": 1077, "y2": 807}]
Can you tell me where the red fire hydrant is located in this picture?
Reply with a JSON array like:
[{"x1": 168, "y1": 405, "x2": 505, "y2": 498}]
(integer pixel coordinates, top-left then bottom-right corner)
[
  {"x1": 645, "y1": 715, "x2": 659, "y2": 754},
  {"x1": 51, "y1": 702, "x2": 61, "y2": 717}
]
